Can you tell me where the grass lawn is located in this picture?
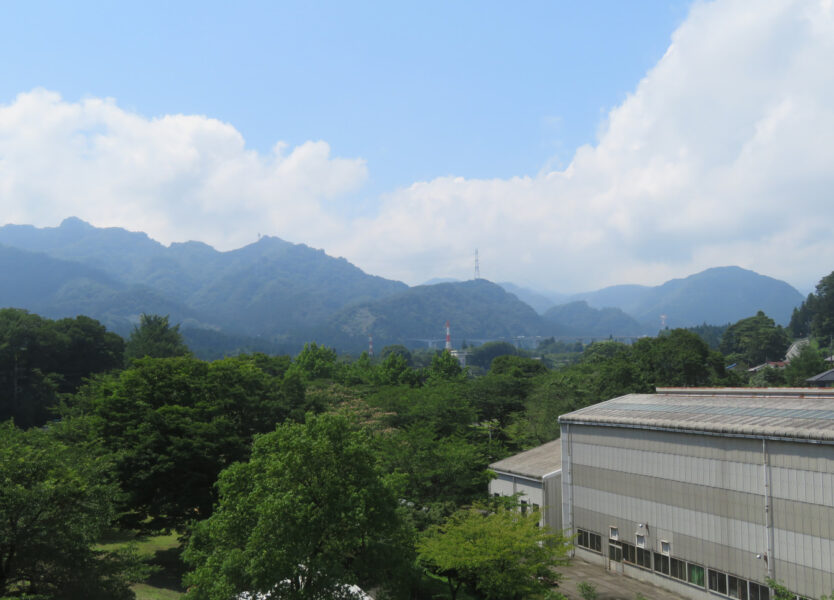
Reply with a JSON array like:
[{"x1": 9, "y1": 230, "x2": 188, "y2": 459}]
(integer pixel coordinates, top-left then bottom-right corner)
[{"x1": 98, "y1": 529, "x2": 186, "y2": 600}]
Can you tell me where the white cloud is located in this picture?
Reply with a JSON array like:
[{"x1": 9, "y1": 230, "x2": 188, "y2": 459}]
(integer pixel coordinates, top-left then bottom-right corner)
[
  {"x1": 337, "y1": 0, "x2": 834, "y2": 292},
  {"x1": 1, "y1": 0, "x2": 833, "y2": 294},
  {"x1": 0, "y1": 89, "x2": 367, "y2": 251}
]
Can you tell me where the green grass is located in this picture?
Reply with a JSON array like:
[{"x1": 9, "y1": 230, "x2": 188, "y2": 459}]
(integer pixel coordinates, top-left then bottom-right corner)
[{"x1": 98, "y1": 529, "x2": 185, "y2": 600}]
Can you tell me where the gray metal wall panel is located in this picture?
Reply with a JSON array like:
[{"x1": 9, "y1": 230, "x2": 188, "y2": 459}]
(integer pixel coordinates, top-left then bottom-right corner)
[
  {"x1": 543, "y1": 472, "x2": 562, "y2": 532},
  {"x1": 570, "y1": 424, "x2": 762, "y2": 463},
  {"x1": 572, "y1": 464, "x2": 766, "y2": 524},
  {"x1": 769, "y1": 439, "x2": 834, "y2": 472},
  {"x1": 571, "y1": 442, "x2": 764, "y2": 494}
]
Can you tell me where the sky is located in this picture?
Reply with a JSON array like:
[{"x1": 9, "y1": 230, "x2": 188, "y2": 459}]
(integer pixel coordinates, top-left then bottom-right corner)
[{"x1": 0, "y1": 0, "x2": 832, "y2": 294}]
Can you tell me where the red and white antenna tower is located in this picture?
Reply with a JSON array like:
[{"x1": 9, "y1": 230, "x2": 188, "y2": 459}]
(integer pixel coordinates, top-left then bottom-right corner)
[
  {"x1": 368, "y1": 334, "x2": 374, "y2": 357},
  {"x1": 445, "y1": 320, "x2": 452, "y2": 351}
]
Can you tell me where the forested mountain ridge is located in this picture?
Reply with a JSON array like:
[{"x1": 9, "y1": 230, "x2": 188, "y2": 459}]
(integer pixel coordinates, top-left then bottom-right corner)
[
  {"x1": 568, "y1": 266, "x2": 803, "y2": 328},
  {"x1": 0, "y1": 220, "x2": 806, "y2": 352},
  {"x1": 543, "y1": 300, "x2": 650, "y2": 337},
  {"x1": 317, "y1": 279, "x2": 569, "y2": 350},
  {"x1": 0, "y1": 218, "x2": 408, "y2": 339}
]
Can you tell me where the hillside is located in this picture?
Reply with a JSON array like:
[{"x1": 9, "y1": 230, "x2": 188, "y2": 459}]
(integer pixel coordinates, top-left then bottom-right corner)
[
  {"x1": 0, "y1": 219, "x2": 408, "y2": 338},
  {"x1": 542, "y1": 300, "x2": 650, "y2": 337},
  {"x1": 320, "y1": 279, "x2": 563, "y2": 350},
  {"x1": 571, "y1": 266, "x2": 803, "y2": 328}
]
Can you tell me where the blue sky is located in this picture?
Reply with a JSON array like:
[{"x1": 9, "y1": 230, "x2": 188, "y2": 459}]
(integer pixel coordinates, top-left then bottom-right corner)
[
  {"x1": 1, "y1": 0, "x2": 832, "y2": 294},
  {"x1": 0, "y1": 1, "x2": 688, "y2": 196}
]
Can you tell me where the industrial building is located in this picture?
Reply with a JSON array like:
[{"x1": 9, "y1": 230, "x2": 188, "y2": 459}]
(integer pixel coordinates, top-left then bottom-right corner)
[
  {"x1": 559, "y1": 387, "x2": 834, "y2": 600},
  {"x1": 488, "y1": 438, "x2": 562, "y2": 531}
]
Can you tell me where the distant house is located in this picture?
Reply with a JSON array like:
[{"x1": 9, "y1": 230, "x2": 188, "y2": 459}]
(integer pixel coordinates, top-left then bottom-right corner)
[
  {"x1": 488, "y1": 438, "x2": 562, "y2": 531},
  {"x1": 805, "y1": 368, "x2": 834, "y2": 387},
  {"x1": 746, "y1": 360, "x2": 787, "y2": 373}
]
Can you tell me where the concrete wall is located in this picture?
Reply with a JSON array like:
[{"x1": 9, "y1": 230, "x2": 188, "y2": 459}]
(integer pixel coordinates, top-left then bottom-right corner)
[{"x1": 561, "y1": 423, "x2": 834, "y2": 599}]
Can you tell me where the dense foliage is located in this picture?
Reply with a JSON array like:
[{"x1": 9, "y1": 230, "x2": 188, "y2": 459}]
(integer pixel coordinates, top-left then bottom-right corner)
[
  {"x1": 0, "y1": 422, "x2": 148, "y2": 599},
  {"x1": 417, "y1": 504, "x2": 569, "y2": 600},
  {"x1": 183, "y1": 414, "x2": 409, "y2": 600},
  {"x1": 0, "y1": 309, "x2": 124, "y2": 427},
  {"x1": 3, "y1": 276, "x2": 834, "y2": 599}
]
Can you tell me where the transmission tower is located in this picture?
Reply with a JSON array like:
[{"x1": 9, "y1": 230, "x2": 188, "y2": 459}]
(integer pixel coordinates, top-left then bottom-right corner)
[{"x1": 474, "y1": 249, "x2": 480, "y2": 280}]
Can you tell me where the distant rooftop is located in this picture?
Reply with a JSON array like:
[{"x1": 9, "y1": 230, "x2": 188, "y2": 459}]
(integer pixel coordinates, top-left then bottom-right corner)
[
  {"x1": 559, "y1": 387, "x2": 834, "y2": 442},
  {"x1": 489, "y1": 439, "x2": 562, "y2": 479}
]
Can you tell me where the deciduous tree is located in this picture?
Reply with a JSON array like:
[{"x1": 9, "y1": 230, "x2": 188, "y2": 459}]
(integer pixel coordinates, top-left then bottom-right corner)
[
  {"x1": 183, "y1": 414, "x2": 409, "y2": 600},
  {"x1": 417, "y1": 503, "x2": 569, "y2": 600}
]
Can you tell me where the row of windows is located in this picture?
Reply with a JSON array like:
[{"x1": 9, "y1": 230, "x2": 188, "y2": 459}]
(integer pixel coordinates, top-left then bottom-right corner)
[
  {"x1": 576, "y1": 527, "x2": 787, "y2": 600},
  {"x1": 708, "y1": 568, "x2": 809, "y2": 600},
  {"x1": 608, "y1": 539, "x2": 652, "y2": 569},
  {"x1": 576, "y1": 529, "x2": 602, "y2": 552}
]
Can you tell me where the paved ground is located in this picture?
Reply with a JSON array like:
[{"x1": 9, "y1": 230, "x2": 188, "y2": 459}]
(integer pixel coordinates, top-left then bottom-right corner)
[{"x1": 556, "y1": 558, "x2": 688, "y2": 600}]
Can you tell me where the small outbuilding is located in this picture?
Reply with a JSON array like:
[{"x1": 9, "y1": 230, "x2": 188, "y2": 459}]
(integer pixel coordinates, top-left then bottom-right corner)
[
  {"x1": 488, "y1": 438, "x2": 562, "y2": 531},
  {"x1": 805, "y1": 367, "x2": 834, "y2": 387}
]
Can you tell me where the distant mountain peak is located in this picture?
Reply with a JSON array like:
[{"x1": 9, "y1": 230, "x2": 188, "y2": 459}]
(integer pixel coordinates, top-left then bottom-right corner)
[{"x1": 59, "y1": 216, "x2": 94, "y2": 230}]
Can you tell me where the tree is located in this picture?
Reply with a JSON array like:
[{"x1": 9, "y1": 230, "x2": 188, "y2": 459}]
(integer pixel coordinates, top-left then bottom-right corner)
[
  {"x1": 719, "y1": 311, "x2": 790, "y2": 366},
  {"x1": 417, "y1": 504, "x2": 569, "y2": 600},
  {"x1": 68, "y1": 355, "x2": 291, "y2": 531},
  {"x1": 183, "y1": 414, "x2": 409, "y2": 600},
  {"x1": 784, "y1": 344, "x2": 827, "y2": 386},
  {"x1": 124, "y1": 313, "x2": 190, "y2": 361},
  {"x1": 467, "y1": 342, "x2": 518, "y2": 370},
  {"x1": 0, "y1": 422, "x2": 149, "y2": 599},
  {"x1": 0, "y1": 309, "x2": 125, "y2": 427}
]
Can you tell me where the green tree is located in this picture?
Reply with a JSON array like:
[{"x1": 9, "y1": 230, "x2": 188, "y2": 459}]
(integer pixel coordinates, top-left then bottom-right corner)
[
  {"x1": 417, "y1": 504, "x2": 569, "y2": 600},
  {"x1": 289, "y1": 342, "x2": 340, "y2": 380},
  {"x1": 0, "y1": 422, "x2": 149, "y2": 599},
  {"x1": 784, "y1": 344, "x2": 827, "y2": 386},
  {"x1": 68, "y1": 355, "x2": 290, "y2": 531},
  {"x1": 183, "y1": 414, "x2": 409, "y2": 600},
  {"x1": 378, "y1": 423, "x2": 491, "y2": 529},
  {"x1": 427, "y1": 350, "x2": 464, "y2": 381},
  {"x1": 467, "y1": 341, "x2": 518, "y2": 370},
  {"x1": 811, "y1": 271, "x2": 834, "y2": 342},
  {"x1": 124, "y1": 313, "x2": 190, "y2": 361},
  {"x1": 0, "y1": 309, "x2": 125, "y2": 427},
  {"x1": 719, "y1": 311, "x2": 790, "y2": 366}
]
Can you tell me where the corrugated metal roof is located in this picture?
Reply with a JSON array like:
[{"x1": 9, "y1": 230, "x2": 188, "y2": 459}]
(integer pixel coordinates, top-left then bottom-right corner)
[
  {"x1": 558, "y1": 388, "x2": 834, "y2": 442},
  {"x1": 489, "y1": 439, "x2": 562, "y2": 479}
]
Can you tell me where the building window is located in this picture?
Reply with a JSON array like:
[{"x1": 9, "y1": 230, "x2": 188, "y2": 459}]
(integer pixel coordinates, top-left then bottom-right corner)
[
  {"x1": 635, "y1": 533, "x2": 646, "y2": 548},
  {"x1": 653, "y1": 552, "x2": 669, "y2": 575},
  {"x1": 687, "y1": 563, "x2": 705, "y2": 587},
  {"x1": 709, "y1": 569, "x2": 728, "y2": 595},
  {"x1": 635, "y1": 547, "x2": 652, "y2": 569},
  {"x1": 520, "y1": 500, "x2": 527, "y2": 515},
  {"x1": 660, "y1": 540, "x2": 670, "y2": 555},
  {"x1": 669, "y1": 557, "x2": 686, "y2": 581},
  {"x1": 609, "y1": 543, "x2": 622, "y2": 562},
  {"x1": 749, "y1": 582, "x2": 770, "y2": 600},
  {"x1": 728, "y1": 575, "x2": 748, "y2": 600},
  {"x1": 609, "y1": 526, "x2": 619, "y2": 540},
  {"x1": 576, "y1": 529, "x2": 602, "y2": 553},
  {"x1": 620, "y1": 541, "x2": 636, "y2": 564}
]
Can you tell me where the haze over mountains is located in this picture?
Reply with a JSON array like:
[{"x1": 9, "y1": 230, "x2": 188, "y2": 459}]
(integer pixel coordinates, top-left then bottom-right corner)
[{"x1": 0, "y1": 219, "x2": 805, "y2": 355}]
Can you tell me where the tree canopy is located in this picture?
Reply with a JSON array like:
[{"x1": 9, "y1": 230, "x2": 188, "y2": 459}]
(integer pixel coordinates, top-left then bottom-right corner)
[
  {"x1": 125, "y1": 313, "x2": 190, "y2": 362},
  {"x1": 0, "y1": 422, "x2": 148, "y2": 599},
  {"x1": 0, "y1": 309, "x2": 124, "y2": 427},
  {"x1": 417, "y1": 503, "x2": 569, "y2": 600},
  {"x1": 719, "y1": 311, "x2": 790, "y2": 366},
  {"x1": 183, "y1": 413, "x2": 409, "y2": 600}
]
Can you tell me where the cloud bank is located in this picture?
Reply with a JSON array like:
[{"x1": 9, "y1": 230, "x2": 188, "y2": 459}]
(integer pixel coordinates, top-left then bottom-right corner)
[{"x1": 1, "y1": 0, "x2": 833, "y2": 292}]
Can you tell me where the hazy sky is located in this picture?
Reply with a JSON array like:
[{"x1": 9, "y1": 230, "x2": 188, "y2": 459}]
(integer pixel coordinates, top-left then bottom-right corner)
[{"x1": 1, "y1": 0, "x2": 831, "y2": 294}]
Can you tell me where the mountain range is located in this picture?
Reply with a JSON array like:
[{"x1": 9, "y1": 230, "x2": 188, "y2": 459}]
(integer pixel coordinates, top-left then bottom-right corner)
[{"x1": 0, "y1": 218, "x2": 806, "y2": 355}]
